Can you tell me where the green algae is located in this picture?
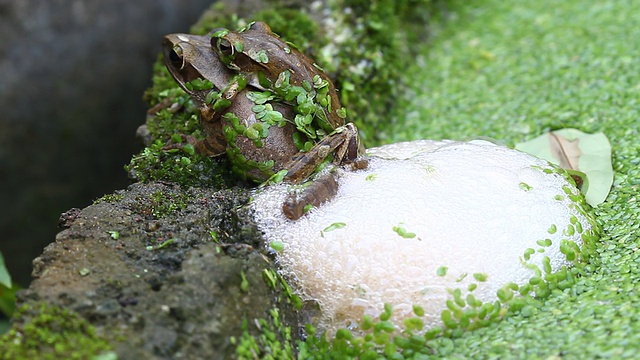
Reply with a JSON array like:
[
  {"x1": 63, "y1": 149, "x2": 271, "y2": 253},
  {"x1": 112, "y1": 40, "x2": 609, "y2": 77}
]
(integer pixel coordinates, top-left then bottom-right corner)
[{"x1": 384, "y1": 0, "x2": 640, "y2": 357}]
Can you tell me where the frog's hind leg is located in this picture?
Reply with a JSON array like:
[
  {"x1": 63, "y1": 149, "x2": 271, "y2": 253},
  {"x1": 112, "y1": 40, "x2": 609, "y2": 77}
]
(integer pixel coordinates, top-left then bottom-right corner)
[
  {"x1": 282, "y1": 123, "x2": 366, "y2": 183},
  {"x1": 280, "y1": 123, "x2": 368, "y2": 220},
  {"x1": 282, "y1": 172, "x2": 340, "y2": 220},
  {"x1": 162, "y1": 134, "x2": 227, "y2": 157}
]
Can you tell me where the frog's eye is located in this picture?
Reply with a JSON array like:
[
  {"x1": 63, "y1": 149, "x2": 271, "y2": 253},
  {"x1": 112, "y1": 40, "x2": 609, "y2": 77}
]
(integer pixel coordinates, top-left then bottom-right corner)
[
  {"x1": 169, "y1": 46, "x2": 185, "y2": 70},
  {"x1": 217, "y1": 38, "x2": 234, "y2": 57}
]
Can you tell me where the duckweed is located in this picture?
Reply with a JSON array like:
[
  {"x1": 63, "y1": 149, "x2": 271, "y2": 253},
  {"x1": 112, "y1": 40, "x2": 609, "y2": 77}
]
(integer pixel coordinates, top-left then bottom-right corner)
[
  {"x1": 392, "y1": 224, "x2": 417, "y2": 239},
  {"x1": 436, "y1": 266, "x2": 448, "y2": 277},
  {"x1": 121, "y1": 0, "x2": 638, "y2": 357},
  {"x1": 323, "y1": 222, "x2": 347, "y2": 232},
  {"x1": 280, "y1": 0, "x2": 629, "y2": 354},
  {"x1": 518, "y1": 182, "x2": 532, "y2": 191},
  {"x1": 372, "y1": 0, "x2": 640, "y2": 354}
]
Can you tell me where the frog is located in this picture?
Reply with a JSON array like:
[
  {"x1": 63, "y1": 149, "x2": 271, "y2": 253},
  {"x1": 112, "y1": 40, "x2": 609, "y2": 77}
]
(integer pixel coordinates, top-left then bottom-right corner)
[
  {"x1": 162, "y1": 27, "x2": 366, "y2": 220},
  {"x1": 163, "y1": 32, "x2": 300, "y2": 179}
]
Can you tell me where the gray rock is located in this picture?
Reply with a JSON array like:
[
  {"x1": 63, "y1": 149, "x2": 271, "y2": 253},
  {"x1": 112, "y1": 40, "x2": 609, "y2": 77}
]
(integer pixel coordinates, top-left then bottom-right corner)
[{"x1": 16, "y1": 182, "x2": 297, "y2": 359}]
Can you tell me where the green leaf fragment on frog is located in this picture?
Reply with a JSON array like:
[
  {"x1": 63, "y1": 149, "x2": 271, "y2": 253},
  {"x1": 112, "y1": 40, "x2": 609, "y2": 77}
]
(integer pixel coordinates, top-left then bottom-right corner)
[
  {"x1": 275, "y1": 71, "x2": 290, "y2": 89},
  {"x1": 211, "y1": 29, "x2": 229, "y2": 38},
  {"x1": 184, "y1": 78, "x2": 214, "y2": 91},
  {"x1": 250, "y1": 139, "x2": 598, "y2": 334},
  {"x1": 246, "y1": 91, "x2": 275, "y2": 105},
  {"x1": 515, "y1": 128, "x2": 613, "y2": 206},
  {"x1": 312, "y1": 75, "x2": 328, "y2": 89},
  {"x1": 212, "y1": 98, "x2": 232, "y2": 112},
  {"x1": 256, "y1": 160, "x2": 275, "y2": 172},
  {"x1": 204, "y1": 91, "x2": 220, "y2": 104},
  {"x1": 243, "y1": 127, "x2": 260, "y2": 140},
  {"x1": 248, "y1": 49, "x2": 269, "y2": 63}
]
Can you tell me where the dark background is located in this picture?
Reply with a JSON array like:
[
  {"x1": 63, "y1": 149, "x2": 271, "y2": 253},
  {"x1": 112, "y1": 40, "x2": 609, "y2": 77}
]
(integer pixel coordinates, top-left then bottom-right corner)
[{"x1": 0, "y1": 0, "x2": 221, "y2": 287}]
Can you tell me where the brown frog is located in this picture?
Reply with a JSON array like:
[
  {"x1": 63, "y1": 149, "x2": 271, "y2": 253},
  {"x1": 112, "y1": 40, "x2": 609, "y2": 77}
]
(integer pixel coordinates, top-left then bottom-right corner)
[
  {"x1": 162, "y1": 27, "x2": 366, "y2": 220},
  {"x1": 163, "y1": 32, "x2": 300, "y2": 181}
]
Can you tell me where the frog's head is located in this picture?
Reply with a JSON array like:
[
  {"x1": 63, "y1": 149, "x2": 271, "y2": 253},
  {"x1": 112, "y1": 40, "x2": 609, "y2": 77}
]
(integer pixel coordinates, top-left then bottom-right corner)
[{"x1": 162, "y1": 33, "x2": 234, "y2": 100}]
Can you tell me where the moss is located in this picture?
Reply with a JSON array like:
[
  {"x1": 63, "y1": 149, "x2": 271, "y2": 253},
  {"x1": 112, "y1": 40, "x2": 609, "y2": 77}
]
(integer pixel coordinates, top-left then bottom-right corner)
[
  {"x1": 319, "y1": 0, "x2": 443, "y2": 146},
  {"x1": 188, "y1": 2, "x2": 244, "y2": 36},
  {"x1": 0, "y1": 303, "x2": 114, "y2": 360},
  {"x1": 92, "y1": 193, "x2": 124, "y2": 204},
  {"x1": 252, "y1": 8, "x2": 326, "y2": 54},
  {"x1": 231, "y1": 268, "x2": 305, "y2": 359},
  {"x1": 125, "y1": 139, "x2": 234, "y2": 188},
  {"x1": 233, "y1": 309, "x2": 296, "y2": 359},
  {"x1": 127, "y1": 187, "x2": 192, "y2": 219}
]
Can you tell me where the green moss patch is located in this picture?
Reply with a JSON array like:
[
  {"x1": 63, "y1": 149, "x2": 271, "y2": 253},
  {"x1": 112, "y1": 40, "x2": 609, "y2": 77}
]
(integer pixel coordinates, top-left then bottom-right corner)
[{"x1": 0, "y1": 303, "x2": 114, "y2": 360}]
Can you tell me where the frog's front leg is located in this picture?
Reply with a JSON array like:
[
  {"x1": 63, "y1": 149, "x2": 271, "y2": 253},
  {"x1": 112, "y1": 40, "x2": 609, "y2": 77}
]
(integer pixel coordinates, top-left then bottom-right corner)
[
  {"x1": 196, "y1": 74, "x2": 247, "y2": 121},
  {"x1": 188, "y1": 115, "x2": 228, "y2": 156},
  {"x1": 162, "y1": 104, "x2": 228, "y2": 156},
  {"x1": 281, "y1": 123, "x2": 367, "y2": 220},
  {"x1": 164, "y1": 76, "x2": 248, "y2": 156}
]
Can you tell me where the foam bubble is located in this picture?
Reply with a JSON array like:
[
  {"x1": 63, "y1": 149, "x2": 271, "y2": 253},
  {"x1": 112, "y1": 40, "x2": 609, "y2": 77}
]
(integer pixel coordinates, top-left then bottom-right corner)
[{"x1": 251, "y1": 140, "x2": 591, "y2": 332}]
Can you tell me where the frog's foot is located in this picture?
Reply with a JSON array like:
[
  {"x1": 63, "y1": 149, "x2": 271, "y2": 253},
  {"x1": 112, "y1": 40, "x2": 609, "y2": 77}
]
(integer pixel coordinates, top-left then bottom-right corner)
[
  {"x1": 283, "y1": 123, "x2": 367, "y2": 183},
  {"x1": 282, "y1": 172, "x2": 340, "y2": 220}
]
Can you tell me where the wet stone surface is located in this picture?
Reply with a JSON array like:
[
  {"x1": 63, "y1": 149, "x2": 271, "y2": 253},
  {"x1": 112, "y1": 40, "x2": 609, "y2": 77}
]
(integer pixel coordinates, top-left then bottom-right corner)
[{"x1": 15, "y1": 182, "x2": 296, "y2": 359}]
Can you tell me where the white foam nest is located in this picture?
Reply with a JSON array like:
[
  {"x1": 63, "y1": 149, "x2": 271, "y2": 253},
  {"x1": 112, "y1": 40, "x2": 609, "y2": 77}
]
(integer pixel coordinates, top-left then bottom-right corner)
[{"x1": 250, "y1": 140, "x2": 592, "y2": 332}]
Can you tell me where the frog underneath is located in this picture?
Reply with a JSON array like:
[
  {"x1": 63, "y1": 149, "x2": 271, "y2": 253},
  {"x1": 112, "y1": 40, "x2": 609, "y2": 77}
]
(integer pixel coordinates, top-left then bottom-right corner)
[{"x1": 161, "y1": 23, "x2": 366, "y2": 219}]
